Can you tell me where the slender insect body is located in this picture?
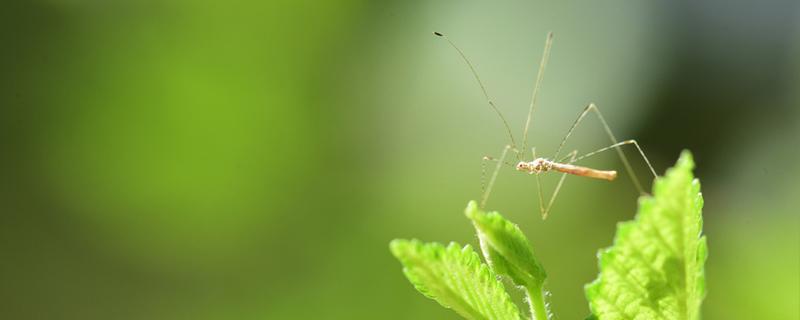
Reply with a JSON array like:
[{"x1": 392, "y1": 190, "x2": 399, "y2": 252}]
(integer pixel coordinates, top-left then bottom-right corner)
[
  {"x1": 516, "y1": 158, "x2": 553, "y2": 174},
  {"x1": 435, "y1": 31, "x2": 657, "y2": 219},
  {"x1": 516, "y1": 158, "x2": 618, "y2": 181}
]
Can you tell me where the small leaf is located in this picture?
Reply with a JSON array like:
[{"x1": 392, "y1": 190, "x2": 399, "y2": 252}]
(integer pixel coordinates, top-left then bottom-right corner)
[
  {"x1": 465, "y1": 201, "x2": 546, "y2": 288},
  {"x1": 465, "y1": 202, "x2": 550, "y2": 320},
  {"x1": 585, "y1": 150, "x2": 707, "y2": 320},
  {"x1": 390, "y1": 239, "x2": 522, "y2": 320}
]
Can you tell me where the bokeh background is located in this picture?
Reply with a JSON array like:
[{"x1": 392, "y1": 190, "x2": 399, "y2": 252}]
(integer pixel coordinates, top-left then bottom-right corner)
[{"x1": 2, "y1": 0, "x2": 798, "y2": 319}]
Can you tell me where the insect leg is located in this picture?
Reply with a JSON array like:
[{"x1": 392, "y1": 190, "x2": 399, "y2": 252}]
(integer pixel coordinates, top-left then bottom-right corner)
[
  {"x1": 532, "y1": 148, "x2": 546, "y2": 216},
  {"x1": 564, "y1": 140, "x2": 658, "y2": 179},
  {"x1": 521, "y1": 32, "x2": 554, "y2": 158},
  {"x1": 539, "y1": 149, "x2": 578, "y2": 219},
  {"x1": 552, "y1": 103, "x2": 656, "y2": 195},
  {"x1": 480, "y1": 145, "x2": 514, "y2": 209}
]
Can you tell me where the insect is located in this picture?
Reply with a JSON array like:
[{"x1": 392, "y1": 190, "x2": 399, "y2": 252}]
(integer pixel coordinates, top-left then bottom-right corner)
[{"x1": 433, "y1": 31, "x2": 658, "y2": 219}]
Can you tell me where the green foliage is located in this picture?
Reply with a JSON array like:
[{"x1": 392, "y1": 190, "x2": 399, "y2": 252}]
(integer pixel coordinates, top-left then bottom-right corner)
[
  {"x1": 390, "y1": 151, "x2": 707, "y2": 320},
  {"x1": 389, "y1": 240, "x2": 523, "y2": 320},
  {"x1": 585, "y1": 150, "x2": 707, "y2": 320},
  {"x1": 465, "y1": 202, "x2": 550, "y2": 320},
  {"x1": 465, "y1": 201, "x2": 546, "y2": 288}
]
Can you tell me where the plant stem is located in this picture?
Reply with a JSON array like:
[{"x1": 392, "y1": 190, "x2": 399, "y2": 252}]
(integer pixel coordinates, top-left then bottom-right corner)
[{"x1": 525, "y1": 283, "x2": 549, "y2": 320}]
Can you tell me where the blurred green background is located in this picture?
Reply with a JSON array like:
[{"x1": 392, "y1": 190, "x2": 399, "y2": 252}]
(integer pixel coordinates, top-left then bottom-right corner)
[{"x1": 2, "y1": 1, "x2": 798, "y2": 319}]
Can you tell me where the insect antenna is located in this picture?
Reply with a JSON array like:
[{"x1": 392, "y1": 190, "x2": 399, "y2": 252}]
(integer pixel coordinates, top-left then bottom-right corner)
[{"x1": 434, "y1": 32, "x2": 519, "y2": 155}]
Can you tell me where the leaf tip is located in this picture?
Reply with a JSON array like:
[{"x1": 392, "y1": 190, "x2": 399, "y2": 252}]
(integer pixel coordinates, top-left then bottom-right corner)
[
  {"x1": 677, "y1": 149, "x2": 696, "y2": 170},
  {"x1": 465, "y1": 200, "x2": 481, "y2": 220},
  {"x1": 389, "y1": 239, "x2": 404, "y2": 257},
  {"x1": 389, "y1": 238, "x2": 419, "y2": 259}
]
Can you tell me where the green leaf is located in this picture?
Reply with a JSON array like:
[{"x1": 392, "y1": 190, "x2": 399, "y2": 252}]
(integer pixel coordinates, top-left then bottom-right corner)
[
  {"x1": 585, "y1": 150, "x2": 707, "y2": 320},
  {"x1": 465, "y1": 201, "x2": 547, "y2": 287},
  {"x1": 465, "y1": 201, "x2": 550, "y2": 320},
  {"x1": 390, "y1": 239, "x2": 522, "y2": 320}
]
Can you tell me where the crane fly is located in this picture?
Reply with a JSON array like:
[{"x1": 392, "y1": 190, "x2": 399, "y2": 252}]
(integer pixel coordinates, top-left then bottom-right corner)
[{"x1": 434, "y1": 31, "x2": 658, "y2": 219}]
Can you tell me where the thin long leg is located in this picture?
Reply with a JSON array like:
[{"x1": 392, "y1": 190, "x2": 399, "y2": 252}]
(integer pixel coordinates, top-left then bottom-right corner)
[
  {"x1": 560, "y1": 140, "x2": 658, "y2": 179},
  {"x1": 481, "y1": 152, "x2": 515, "y2": 199},
  {"x1": 521, "y1": 32, "x2": 554, "y2": 159},
  {"x1": 537, "y1": 150, "x2": 578, "y2": 219},
  {"x1": 480, "y1": 145, "x2": 513, "y2": 209},
  {"x1": 533, "y1": 148, "x2": 546, "y2": 216},
  {"x1": 552, "y1": 103, "x2": 655, "y2": 195}
]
